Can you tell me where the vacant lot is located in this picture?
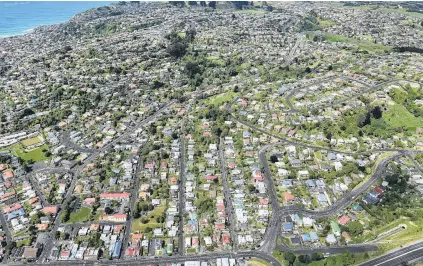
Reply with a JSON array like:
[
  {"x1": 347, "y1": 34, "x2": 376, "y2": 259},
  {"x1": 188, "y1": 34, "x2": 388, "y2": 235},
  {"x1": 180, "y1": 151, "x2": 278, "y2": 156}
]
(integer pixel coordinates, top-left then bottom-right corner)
[
  {"x1": 383, "y1": 104, "x2": 423, "y2": 130},
  {"x1": 203, "y1": 92, "x2": 238, "y2": 106},
  {"x1": 66, "y1": 207, "x2": 91, "y2": 223},
  {"x1": 132, "y1": 205, "x2": 166, "y2": 233}
]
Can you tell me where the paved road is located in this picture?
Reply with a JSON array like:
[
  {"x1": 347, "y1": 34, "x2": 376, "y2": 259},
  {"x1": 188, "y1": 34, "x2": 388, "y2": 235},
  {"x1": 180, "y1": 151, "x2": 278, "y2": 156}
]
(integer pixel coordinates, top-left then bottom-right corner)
[
  {"x1": 9, "y1": 82, "x2": 423, "y2": 265},
  {"x1": 219, "y1": 136, "x2": 239, "y2": 252},
  {"x1": 61, "y1": 131, "x2": 96, "y2": 153},
  {"x1": 284, "y1": 75, "x2": 338, "y2": 113},
  {"x1": 285, "y1": 32, "x2": 304, "y2": 66},
  {"x1": 407, "y1": 154, "x2": 423, "y2": 174},
  {"x1": 0, "y1": 207, "x2": 12, "y2": 262},
  {"x1": 178, "y1": 121, "x2": 186, "y2": 256},
  {"x1": 121, "y1": 152, "x2": 143, "y2": 259},
  {"x1": 283, "y1": 72, "x2": 398, "y2": 114},
  {"x1": 39, "y1": 101, "x2": 176, "y2": 260},
  {"x1": 13, "y1": 250, "x2": 282, "y2": 266},
  {"x1": 249, "y1": 127, "x2": 402, "y2": 254},
  {"x1": 258, "y1": 143, "x2": 281, "y2": 212},
  {"x1": 228, "y1": 99, "x2": 423, "y2": 157},
  {"x1": 277, "y1": 244, "x2": 378, "y2": 255},
  {"x1": 26, "y1": 173, "x2": 51, "y2": 207},
  {"x1": 358, "y1": 241, "x2": 423, "y2": 266}
]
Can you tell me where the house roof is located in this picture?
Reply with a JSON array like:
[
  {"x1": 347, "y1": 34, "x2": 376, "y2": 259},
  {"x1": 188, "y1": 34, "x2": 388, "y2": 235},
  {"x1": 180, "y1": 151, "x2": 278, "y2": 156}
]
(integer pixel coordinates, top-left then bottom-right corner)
[
  {"x1": 42, "y1": 206, "x2": 58, "y2": 214},
  {"x1": 338, "y1": 215, "x2": 351, "y2": 225},
  {"x1": 283, "y1": 192, "x2": 294, "y2": 201},
  {"x1": 2, "y1": 170, "x2": 14, "y2": 179},
  {"x1": 100, "y1": 192, "x2": 130, "y2": 199}
]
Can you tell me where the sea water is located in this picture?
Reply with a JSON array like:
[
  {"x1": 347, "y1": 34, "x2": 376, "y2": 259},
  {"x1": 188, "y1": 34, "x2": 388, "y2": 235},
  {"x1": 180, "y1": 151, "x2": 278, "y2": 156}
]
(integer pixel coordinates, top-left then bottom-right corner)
[{"x1": 0, "y1": 1, "x2": 114, "y2": 37}]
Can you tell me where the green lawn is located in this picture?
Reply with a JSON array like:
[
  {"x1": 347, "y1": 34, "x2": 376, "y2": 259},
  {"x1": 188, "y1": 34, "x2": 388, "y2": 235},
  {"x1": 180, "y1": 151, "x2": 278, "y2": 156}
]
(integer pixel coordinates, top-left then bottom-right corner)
[
  {"x1": 383, "y1": 104, "x2": 423, "y2": 130},
  {"x1": 314, "y1": 151, "x2": 323, "y2": 160},
  {"x1": 309, "y1": 32, "x2": 391, "y2": 54},
  {"x1": 65, "y1": 207, "x2": 91, "y2": 223},
  {"x1": 1, "y1": 143, "x2": 50, "y2": 162},
  {"x1": 203, "y1": 92, "x2": 238, "y2": 106},
  {"x1": 16, "y1": 237, "x2": 33, "y2": 247},
  {"x1": 206, "y1": 56, "x2": 225, "y2": 66},
  {"x1": 317, "y1": 17, "x2": 337, "y2": 27},
  {"x1": 248, "y1": 259, "x2": 271, "y2": 266},
  {"x1": 349, "y1": 5, "x2": 423, "y2": 19},
  {"x1": 377, "y1": 218, "x2": 423, "y2": 253},
  {"x1": 132, "y1": 205, "x2": 166, "y2": 233},
  {"x1": 272, "y1": 250, "x2": 285, "y2": 264}
]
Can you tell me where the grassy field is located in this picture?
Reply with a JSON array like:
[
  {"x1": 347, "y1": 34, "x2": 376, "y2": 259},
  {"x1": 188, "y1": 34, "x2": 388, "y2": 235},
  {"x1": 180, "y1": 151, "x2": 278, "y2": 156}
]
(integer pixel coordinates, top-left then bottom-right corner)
[
  {"x1": 132, "y1": 205, "x2": 166, "y2": 233},
  {"x1": 317, "y1": 17, "x2": 337, "y2": 27},
  {"x1": 206, "y1": 56, "x2": 225, "y2": 66},
  {"x1": 377, "y1": 218, "x2": 423, "y2": 254},
  {"x1": 272, "y1": 250, "x2": 285, "y2": 264},
  {"x1": 309, "y1": 32, "x2": 391, "y2": 54},
  {"x1": 1, "y1": 143, "x2": 50, "y2": 162},
  {"x1": 21, "y1": 136, "x2": 43, "y2": 147},
  {"x1": 16, "y1": 237, "x2": 32, "y2": 247},
  {"x1": 383, "y1": 104, "x2": 423, "y2": 130},
  {"x1": 247, "y1": 259, "x2": 271, "y2": 266},
  {"x1": 348, "y1": 5, "x2": 423, "y2": 19},
  {"x1": 203, "y1": 92, "x2": 238, "y2": 106},
  {"x1": 66, "y1": 207, "x2": 91, "y2": 223}
]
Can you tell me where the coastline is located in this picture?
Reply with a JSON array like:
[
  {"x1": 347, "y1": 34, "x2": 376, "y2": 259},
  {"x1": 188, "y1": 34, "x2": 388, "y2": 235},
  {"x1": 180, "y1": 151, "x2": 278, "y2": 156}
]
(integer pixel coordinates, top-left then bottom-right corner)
[
  {"x1": 0, "y1": 1, "x2": 114, "y2": 38},
  {"x1": 0, "y1": 28, "x2": 34, "y2": 38}
]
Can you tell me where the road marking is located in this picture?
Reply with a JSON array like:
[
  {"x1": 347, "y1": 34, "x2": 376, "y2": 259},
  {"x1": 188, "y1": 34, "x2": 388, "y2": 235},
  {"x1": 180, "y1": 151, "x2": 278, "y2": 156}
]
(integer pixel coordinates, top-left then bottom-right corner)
[{"x1": 372, "y1": 246, "x2": 423, "y2": 266}]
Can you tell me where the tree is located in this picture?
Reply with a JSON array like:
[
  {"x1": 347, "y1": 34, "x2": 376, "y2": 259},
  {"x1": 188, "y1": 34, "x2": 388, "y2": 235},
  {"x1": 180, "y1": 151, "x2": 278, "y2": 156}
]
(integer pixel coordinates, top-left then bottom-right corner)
[
  {"x1": 284, "y1": 251, "x2": 296, "y2": 265},
  {"x1": 298, "y1": 254, "x2": 310, "y2": 263},
  {"x1": 184, "y1": 61, "x2": 201, "y2": 78},
  {"x1": 166, "y1": 36, "x2": 188, "y2": 59},
  {"x1": 156, "y1": 215, "x2": 165, "y2": 223},
  {"x1": 346, "y1": 221, "x2": 364, "y2": 236},
  {"x1": 200, "y1": 1, "x2": 206, "y2": 7},
  {"x1": 208, "y1": 1, "x2": 216, "y2": 9},
  {"x1": 61, "y1": 205, "x2": 71, "y2": 223},
  {"x1": 185, "y1": 27, "x2": 197, "y2": 43},
  {"x1": 21, "y1": 108, "x2": 35, "y2": 118},
  {"x1": 104, "y1": 206, "x2": 113, "y2": 214},
  {"x1": 371, "y1": 105, "x2": 382, "y2": 119},
  {"x1": 357, "y1": 111, "x2": 371, "y2": 128},
  {"x1": 231, "y1": 1, "x2": 249, "y2": 9},
  {"x1": 270, "y1": 155, "x2": 279, "y2": 163},
  {"x1": 311, "y1": 252, "x2": 324, "y2": 261},
  {"x1": 170, "y1": 1, "x2": 186, "y2": 7}
]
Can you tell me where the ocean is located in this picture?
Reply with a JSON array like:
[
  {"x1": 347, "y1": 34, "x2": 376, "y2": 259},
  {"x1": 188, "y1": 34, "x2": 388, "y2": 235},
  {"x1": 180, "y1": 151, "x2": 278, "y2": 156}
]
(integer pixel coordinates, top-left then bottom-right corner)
[{"x1": 0, "y1": 1, "x2": 114, "y2": 37}]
